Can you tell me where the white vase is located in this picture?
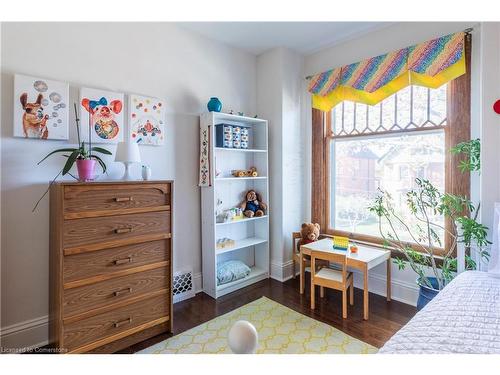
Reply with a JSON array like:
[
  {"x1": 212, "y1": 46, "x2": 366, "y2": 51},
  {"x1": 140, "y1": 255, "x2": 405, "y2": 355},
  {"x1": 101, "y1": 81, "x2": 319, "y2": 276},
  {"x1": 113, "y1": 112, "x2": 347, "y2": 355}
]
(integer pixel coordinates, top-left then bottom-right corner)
[{"x1": 141, "y1": 165, "x2": 152, "y2": 180}]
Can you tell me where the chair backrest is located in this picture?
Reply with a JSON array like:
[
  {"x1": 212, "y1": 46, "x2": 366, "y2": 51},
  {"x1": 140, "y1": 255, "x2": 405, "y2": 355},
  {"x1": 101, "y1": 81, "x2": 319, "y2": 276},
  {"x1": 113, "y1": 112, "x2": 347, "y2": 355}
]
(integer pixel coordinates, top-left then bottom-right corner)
[
  {"x1": 310, "y1": 250, "x2": 347, "y2": 283},
  {"x1": 292, "y1": 232, "x2": 302, "y2": 254},
  {"x1": 292, "y1": 232, "x2": 328, "y2": 255}
]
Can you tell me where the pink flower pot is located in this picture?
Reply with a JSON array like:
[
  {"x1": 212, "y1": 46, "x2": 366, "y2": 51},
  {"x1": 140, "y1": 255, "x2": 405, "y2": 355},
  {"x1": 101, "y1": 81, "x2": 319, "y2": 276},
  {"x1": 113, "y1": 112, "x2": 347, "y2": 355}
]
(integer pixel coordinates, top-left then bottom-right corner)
[{"x1": 76, "y1": 159, "x2": 96, "y2": 182}]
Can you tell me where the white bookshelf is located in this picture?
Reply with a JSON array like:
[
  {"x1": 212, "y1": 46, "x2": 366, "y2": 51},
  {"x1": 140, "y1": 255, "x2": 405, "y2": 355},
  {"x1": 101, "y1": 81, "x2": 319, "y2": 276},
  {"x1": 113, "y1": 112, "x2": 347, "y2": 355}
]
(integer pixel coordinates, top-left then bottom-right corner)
[{"x1": 200, "y1": 112, "x2": 270, "y2": 299}]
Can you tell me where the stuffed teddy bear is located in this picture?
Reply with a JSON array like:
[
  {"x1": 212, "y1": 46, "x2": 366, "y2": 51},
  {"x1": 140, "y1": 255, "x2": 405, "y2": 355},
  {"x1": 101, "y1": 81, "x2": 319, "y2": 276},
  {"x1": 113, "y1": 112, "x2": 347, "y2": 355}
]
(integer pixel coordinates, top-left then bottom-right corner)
[
  {"x1": 239, "y1": 189, "x2": 267, "y2": 218},
  {"x1": 298, "y1": 222, "x2": 321, "y2": 250}
]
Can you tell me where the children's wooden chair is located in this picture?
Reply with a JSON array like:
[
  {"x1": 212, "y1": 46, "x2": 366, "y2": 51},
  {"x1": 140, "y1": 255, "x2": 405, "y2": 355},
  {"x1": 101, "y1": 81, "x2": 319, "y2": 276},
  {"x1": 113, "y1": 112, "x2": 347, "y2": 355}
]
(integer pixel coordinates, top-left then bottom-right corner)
[
  {"x1": 310, "y1": 250, "x2": 354, "y2": 319},
  {"x1": 291, "y1": 232, "x2": 304, "y2": 279},
  {"x1": 292, "y1": 232, "x2": 329, "y2": 291}
]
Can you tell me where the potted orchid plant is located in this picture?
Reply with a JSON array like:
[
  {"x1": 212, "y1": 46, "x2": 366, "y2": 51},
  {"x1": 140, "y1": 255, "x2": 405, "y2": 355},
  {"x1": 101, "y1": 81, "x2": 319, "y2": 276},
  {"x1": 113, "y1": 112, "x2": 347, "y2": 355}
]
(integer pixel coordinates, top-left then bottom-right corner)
[{"x1": 32, "y1": 104, "x2": 111, "y2": 211}]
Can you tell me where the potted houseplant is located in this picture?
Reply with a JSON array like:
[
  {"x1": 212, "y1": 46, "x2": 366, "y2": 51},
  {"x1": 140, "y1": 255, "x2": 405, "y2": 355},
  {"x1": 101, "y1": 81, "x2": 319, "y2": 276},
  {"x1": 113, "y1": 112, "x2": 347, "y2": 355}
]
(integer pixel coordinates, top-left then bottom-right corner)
[
  {"x1": 32, "y1": 104, "x2": 112, "y2": 211},
  {"x1": 368, "y1": 139, "x2": 490, "y2": 310}
]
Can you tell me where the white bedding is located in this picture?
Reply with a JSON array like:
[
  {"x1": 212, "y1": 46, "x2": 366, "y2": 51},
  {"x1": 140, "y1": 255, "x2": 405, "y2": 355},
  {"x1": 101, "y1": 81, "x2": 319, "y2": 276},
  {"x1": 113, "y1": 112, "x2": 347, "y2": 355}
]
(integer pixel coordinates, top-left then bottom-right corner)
[{"x1": 379, "y1": 271, "x2": 500, "y2": 354}]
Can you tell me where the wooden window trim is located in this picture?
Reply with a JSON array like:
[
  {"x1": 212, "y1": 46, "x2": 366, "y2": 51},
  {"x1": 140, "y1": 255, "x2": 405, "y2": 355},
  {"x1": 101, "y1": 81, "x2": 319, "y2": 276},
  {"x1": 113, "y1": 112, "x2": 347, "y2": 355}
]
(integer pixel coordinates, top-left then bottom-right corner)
[{"x1": 311, "y1": 35, "x2": 471, "y2": 256}]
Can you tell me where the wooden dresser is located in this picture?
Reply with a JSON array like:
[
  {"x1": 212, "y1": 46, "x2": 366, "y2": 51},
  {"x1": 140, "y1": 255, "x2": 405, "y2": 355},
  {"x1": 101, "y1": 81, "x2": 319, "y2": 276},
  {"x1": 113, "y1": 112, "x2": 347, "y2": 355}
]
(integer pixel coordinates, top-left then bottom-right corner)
[{"x1": 49, "y1": 181, "x2": 173, "y2": 353}]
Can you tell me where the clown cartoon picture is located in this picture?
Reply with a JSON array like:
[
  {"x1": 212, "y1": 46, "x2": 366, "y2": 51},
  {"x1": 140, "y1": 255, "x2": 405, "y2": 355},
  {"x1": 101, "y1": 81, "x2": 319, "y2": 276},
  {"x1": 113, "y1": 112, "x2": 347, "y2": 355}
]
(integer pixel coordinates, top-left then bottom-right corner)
[
  {"x1": 80, "y1": 87, "x2": 124, "y2": 144},
  {"x1": 129, "y1": 94, "x2": 165, "y2": 146}
]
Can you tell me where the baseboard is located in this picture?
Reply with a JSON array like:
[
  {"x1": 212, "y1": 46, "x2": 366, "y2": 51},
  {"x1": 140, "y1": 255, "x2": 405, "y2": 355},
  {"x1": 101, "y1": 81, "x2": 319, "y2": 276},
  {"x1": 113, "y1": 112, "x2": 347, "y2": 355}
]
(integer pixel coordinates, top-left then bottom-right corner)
[
  {"x1": 193, "y1": 272, "x2": 203, "y2": 294},
  {"x1": 276, "y1": 260, "x2": 419, "y2": 306},
  {"x1": 0, "y1": 315, "x2": 49, "y2": 352},
  {"x1": 351, "y1": 269, "x2": 418, "y2": 306},
  {"x1": 270, "y1": 260, "x2": 295, "y2": 282},
  {"x1": 0, "y1": 269, "x2": 415, "y2": 350},
  {"x1": 1, "y1": 272, "x2": 204, "y2": 350}
]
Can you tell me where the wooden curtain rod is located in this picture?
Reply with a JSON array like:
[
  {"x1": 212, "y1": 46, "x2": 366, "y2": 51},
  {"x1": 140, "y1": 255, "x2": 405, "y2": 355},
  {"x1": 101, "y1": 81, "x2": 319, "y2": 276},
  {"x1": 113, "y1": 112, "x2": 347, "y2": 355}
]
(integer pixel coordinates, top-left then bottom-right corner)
[{"x1": 305, "y1": 27, "x2": 474, "y2": 80}]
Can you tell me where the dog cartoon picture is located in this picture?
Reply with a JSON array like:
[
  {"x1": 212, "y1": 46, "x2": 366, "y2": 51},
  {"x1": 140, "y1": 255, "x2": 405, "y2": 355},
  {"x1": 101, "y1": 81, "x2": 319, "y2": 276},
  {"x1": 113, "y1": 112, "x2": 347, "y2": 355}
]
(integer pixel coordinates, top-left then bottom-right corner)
[
  {"x1": 13, "y1": 74, "x2": 69, "y2": 140},
  {"x1": 80, "y1": 88, "x2": 125, "y2": 144},
  {"x1": 81, "y1": 97, "x2": 123, "y2": 140},
  {"x1": 20, "y1": 93, "x2": 50, "y2": 139}
]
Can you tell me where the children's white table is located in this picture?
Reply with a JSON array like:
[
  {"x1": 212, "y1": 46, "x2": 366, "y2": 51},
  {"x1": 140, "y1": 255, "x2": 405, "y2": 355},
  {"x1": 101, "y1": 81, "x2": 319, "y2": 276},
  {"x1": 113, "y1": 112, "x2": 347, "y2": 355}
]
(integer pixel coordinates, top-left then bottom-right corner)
[{"x1": 300, "y1": 238, "x2": 391, "y2": 320}]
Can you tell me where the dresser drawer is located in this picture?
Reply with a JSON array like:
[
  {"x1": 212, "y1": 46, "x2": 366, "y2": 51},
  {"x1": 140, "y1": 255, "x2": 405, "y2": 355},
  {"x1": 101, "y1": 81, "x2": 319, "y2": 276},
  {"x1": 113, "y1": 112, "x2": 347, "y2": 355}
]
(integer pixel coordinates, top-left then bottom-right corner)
[
  {"x1": 63, "y1": 183, "x2": 170, "y2": 216},
  {"x1": 64, "y1": 240, "x2": 169, "y2": 282},
  {"x1": 64, "y1": 267, "x2": 169, "y2": 317},
  {"x1": 63, "y1": 293, "x2": 169, "y2": 352},
  {"x1": 63, "y1": 211, "x2": 171, "y2": 249}
]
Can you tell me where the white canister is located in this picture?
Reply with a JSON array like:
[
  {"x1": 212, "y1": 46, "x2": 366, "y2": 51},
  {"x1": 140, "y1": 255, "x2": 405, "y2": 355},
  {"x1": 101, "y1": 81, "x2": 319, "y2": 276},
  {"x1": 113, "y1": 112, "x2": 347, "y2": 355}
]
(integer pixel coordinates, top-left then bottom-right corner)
[{"x1": 142, "y1": 165, "x2": 152, "y2": 180}]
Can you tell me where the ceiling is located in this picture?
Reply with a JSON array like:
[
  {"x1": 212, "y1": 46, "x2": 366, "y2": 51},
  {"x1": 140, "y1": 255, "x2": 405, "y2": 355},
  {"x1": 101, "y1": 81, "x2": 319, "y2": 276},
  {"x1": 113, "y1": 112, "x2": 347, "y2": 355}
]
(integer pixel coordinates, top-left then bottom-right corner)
[{"x1": 179, "y1": 22, "x2": 392, "y2": 55}]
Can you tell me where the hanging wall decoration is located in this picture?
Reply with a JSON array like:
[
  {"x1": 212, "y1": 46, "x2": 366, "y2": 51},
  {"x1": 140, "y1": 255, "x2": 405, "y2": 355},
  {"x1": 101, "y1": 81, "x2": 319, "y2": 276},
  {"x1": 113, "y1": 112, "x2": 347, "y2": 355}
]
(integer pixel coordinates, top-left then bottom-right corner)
[
  {"x1": 198, "y1": 124, "x2": 211, "y2": 187},
  {"x1": 80, "y1": 87, "x2": 124, "y2": 144},
  {"x1": 13, "y1": 74, "x2": 69, "y2": 140},
  {"x1": 493, "y1": 100, "x2": 500, "y2": 115},
  {"x1": 129, "y1": 94, "x2": 165, "y2": 146}
]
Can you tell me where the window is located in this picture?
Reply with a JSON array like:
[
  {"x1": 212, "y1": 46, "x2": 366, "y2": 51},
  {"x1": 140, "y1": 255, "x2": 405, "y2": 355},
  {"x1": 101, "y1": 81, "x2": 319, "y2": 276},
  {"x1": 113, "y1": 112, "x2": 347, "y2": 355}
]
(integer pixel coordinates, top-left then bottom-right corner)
[
  {"x1": 329, "y1": 85, "x2": 446, "y2": 244},
  {"x1": 311, "y1": 36, "x2": 471, "y2": 253}
]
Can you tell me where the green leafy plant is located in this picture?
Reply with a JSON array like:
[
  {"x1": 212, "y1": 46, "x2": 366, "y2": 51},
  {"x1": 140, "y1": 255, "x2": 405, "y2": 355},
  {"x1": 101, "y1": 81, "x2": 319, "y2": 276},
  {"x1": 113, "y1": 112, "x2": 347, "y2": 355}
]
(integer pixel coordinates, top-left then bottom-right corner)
[
  {"x1": 368, "y1": 139, "x2": 490, "y2": 290},
  {"x1": 32, "y1": 104, "x2": 112, "y2": 212},
  {"x1": 451, "y1": 138, "x2": 480, "y2": 173}
]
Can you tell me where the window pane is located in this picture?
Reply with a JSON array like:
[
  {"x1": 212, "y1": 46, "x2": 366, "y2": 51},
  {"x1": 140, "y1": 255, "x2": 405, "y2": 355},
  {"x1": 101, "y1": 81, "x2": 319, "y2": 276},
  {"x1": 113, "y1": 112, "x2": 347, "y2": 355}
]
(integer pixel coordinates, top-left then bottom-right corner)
[
  {"x1": 429, "y1": 84, "x2": 447, "y2": 125},
  {"x1": 412, "y1": 86, "x2": 428, "y2": 126},
  {"x1": 330, "y1": 132, "x2": 445, "y2": 244},
  {"x1": 330, "y1": 84, "x2": 447, "y2": 136}
]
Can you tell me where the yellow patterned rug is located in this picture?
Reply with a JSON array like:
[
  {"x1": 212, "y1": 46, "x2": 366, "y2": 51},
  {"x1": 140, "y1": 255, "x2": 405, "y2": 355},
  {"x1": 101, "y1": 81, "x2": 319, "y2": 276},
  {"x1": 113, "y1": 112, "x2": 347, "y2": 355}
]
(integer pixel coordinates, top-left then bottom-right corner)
[{"x1": 139, "y1": 297, "x2": 377, "y2": 354}]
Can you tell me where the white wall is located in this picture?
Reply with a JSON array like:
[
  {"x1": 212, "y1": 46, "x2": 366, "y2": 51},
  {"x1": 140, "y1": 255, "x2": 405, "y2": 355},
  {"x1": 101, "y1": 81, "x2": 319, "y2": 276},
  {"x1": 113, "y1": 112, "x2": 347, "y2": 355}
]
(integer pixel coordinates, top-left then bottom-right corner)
[
  {"x1": 257, "y1": 48, "x2": 305, "y2": 280},
  {"x1": 0, "y1": 22, "x2": 257, "y2": 349},
  {"x1": 257, "y1": 49, "x2": 284, "y2": 279},
  {"x1": 478, "y1": 23, "x2": 500, "y2": 236},
  {"x1": 303, "y1": 22, "x2": 500, "y2": 305}
]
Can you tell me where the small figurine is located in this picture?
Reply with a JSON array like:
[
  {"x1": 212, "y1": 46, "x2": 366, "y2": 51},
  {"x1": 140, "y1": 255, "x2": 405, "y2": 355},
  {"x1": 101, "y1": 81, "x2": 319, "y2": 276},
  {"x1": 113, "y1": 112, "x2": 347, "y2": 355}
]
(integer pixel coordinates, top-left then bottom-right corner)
[
  {"x1": 229, "y1": 109, "x2": 234, "y2": 115},
  {"x1": 238, "y1": 111, "x2": 244, "y2": 116}
]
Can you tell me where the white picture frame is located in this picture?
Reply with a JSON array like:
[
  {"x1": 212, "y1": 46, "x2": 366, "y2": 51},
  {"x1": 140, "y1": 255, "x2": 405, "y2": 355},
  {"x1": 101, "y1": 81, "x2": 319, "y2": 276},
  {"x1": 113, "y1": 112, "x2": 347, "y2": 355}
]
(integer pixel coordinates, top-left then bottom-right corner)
[
  {"x1": 129, "y1": 94, "x2": 165, "y2": 146},
  {"x1": 80, "y1": 87, "x2": 125, "y2": 144},
  {"x1": 13, "y1": 74, "x2": 69, "y2": 140}
]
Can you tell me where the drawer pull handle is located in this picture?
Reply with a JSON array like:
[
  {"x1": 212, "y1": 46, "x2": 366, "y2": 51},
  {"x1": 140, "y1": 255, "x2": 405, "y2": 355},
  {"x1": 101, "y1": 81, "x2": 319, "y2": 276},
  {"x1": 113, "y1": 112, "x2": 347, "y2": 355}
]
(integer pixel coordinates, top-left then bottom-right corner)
[
  {"x1": 113, "y1": 287, "x2": 132, "y2": 297},
  {"x1": 114, "y1": 197, "x2": 133, "y2": 202},
  {"x1": 113, "y1": 317, "x2": 132, "y2": 328},
  {"x1": 114, "y1": 227, "x2": 133, "y2": 234},
  {"x1": 113, "y1": 256, "x2": 132, "y2": 265}
]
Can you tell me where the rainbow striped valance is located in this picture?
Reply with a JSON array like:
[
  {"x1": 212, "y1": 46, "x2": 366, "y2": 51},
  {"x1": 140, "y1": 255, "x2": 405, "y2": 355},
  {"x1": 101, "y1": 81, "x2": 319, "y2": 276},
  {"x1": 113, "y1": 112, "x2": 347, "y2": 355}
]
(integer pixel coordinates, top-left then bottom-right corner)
[{"x1": 308, "y1": 32, "x2": 466, "y2": 111}]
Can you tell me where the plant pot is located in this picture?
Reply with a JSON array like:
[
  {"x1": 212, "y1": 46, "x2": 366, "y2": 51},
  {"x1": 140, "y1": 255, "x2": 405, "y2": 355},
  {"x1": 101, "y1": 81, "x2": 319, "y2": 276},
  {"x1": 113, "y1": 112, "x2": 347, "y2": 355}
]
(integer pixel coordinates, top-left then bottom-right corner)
[
  {"x1": 416, "y1": 277, "x2": 440, "y2": 311},
  {"x1": 76, "y1": 159, "x2": 96, "y2": 182}
]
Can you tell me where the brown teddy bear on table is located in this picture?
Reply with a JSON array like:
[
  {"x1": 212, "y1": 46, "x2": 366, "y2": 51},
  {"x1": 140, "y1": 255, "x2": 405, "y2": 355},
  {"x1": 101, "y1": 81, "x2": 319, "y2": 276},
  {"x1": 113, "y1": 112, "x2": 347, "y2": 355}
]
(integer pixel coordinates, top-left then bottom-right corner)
[{"x1": 239, "y1": 189, "x2": 267, "y2": 218}]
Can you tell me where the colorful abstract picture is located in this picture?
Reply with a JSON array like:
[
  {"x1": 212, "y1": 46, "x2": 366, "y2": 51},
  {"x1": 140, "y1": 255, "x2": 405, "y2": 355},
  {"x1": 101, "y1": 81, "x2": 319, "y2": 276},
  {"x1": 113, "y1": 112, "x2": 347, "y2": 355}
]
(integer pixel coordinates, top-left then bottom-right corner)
[
  {"x1": 129, "y1": 94, "x2": 165, "y2": 146},
  {"x1": 80, "y1": 87, "x2": 124, "y2": 144},
  {"x1": 13, "y1": 74, "x2": 69, "y2": 140}
]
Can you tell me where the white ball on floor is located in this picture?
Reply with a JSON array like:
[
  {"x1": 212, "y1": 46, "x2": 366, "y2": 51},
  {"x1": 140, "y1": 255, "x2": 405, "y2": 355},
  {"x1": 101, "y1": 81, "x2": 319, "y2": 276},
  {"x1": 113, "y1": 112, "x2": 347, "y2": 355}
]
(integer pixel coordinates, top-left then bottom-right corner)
[{"x1": 228, "y1": 320, "x2": 258, "y2": 354}]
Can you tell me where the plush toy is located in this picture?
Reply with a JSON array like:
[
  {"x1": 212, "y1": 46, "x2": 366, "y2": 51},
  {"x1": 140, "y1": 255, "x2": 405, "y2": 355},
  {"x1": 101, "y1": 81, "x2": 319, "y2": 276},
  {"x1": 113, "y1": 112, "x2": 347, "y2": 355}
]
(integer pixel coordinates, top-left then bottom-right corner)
[
  {"x1": 239, "y1": 190, "x2": 267, "y2": 218},
  {"x1": 298, "y1": 223, "x2": 321, "y2": 250}
]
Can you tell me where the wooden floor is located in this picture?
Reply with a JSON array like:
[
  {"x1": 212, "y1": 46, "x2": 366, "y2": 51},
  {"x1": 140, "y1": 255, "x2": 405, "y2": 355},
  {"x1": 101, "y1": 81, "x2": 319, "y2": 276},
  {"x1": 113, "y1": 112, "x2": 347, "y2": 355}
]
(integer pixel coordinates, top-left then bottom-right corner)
[{"x1": 121, "y1": 276, "x2": 416, "y2": 353}]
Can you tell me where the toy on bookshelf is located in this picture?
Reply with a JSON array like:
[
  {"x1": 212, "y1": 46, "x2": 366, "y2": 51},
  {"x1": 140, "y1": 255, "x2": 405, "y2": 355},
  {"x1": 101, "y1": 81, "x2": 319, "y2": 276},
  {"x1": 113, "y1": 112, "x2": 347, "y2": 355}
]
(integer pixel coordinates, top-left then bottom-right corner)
[
  {"x1": 332, "y1": 236, "x2": 349, "y2": 251},
  {"x1": 231, "y1": 167, "x2": 258, "y2": 178},
  {"x1": 216, "y1": 237, "x2": 235, "y2": 250},
  {"x1": 216, "y1": 207, "x2": 244, "y2": 223},
  {"x1": 239, "y1": 189, "x2": 267, "y2": 218}
]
